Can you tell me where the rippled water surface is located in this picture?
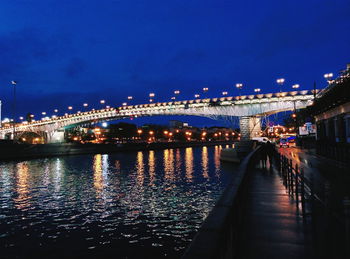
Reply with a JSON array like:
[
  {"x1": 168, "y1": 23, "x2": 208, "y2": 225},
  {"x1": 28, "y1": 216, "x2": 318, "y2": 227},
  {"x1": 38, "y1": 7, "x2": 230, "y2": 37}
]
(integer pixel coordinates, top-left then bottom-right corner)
[{"x1": 0, "y1": 145, "x2": 237, "y2": 258}]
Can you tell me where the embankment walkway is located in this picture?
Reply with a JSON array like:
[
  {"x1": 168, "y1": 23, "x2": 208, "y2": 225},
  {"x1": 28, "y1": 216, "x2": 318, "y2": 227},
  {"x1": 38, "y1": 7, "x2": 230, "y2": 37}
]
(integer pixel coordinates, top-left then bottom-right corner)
[{"x1": 237, "y1": 162, "x2": 313, "y2": 259}]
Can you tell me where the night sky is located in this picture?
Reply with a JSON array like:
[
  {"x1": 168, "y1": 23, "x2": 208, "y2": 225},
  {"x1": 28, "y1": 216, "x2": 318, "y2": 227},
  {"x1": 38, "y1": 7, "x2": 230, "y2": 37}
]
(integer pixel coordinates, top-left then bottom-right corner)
[{"x1": 0, "y1": 0, "x2": 349, "y2": 127}]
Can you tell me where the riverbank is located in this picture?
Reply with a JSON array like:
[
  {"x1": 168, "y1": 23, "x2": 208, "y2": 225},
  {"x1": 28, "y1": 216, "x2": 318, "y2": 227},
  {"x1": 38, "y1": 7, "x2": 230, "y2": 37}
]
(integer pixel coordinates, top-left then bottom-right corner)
[{"x1": 0, "y1": 140, "x2": 235, "y2": 161}]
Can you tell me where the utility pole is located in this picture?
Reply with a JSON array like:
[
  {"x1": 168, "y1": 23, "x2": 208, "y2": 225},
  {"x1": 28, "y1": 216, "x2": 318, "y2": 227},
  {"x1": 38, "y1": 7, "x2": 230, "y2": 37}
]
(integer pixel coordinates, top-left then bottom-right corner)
[
  {"x1": 11, "y1": 80, "x2": 17, "y2": 141},
  {"x1": 313, "y1": 81, "x2": 316, "y2": 99}
]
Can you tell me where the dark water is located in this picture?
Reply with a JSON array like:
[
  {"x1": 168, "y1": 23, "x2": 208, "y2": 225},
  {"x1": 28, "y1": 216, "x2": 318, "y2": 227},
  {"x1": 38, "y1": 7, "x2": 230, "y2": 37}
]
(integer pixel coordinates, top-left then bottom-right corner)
[{"x1": 0, "y1": 145, "x2": 237, "y2": 258}]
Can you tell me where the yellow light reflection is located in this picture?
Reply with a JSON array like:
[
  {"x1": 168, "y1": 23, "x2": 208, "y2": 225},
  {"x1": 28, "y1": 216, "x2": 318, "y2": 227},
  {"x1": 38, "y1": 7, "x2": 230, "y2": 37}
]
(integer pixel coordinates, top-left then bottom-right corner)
[
  {"x1": 202, "y1": 146, "x2": 209, "y2": 179},
  {"x1": 175, "y1": 148, "x2": 182, "y2": 174},
  {"x1": 164, "y1": 149, "x2": 175, "y2": 181},
  {"x1": 148, "y1": 150, "x2": 155, "y2": 185},
  {"x1": 185, "y1": 147, "x2": 194, "y2": 182},
  {"x1": 136, "y1": 151, "x2": 144, "y2": 186},
  {"x1": 214, "y1": 146, "x2": 221, "y2": 176},
  {"x1": 93, "y1": 154, "x2": 103, "y2": 192},
  {"x1": 15, "y1": 162, "x2": 30, "y2": 209}
]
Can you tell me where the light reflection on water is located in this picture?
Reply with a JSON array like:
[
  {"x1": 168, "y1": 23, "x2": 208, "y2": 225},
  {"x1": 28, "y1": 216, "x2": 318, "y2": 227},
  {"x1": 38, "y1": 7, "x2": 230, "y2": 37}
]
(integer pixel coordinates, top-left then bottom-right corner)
[{"x1": 0, "y1": 145, "x2": 237, "y2": 258}]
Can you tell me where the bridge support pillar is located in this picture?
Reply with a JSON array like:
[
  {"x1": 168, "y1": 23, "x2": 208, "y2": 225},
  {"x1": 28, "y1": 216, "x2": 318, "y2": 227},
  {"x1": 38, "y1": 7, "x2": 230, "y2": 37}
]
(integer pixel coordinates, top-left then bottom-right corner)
[{"x1": 239, "y1": 116, "x2": 261, "y2": 140}]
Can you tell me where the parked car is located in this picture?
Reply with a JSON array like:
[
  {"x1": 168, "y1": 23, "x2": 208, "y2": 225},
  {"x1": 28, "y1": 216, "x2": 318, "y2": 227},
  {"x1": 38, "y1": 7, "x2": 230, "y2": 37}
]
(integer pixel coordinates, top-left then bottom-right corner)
[
  {"x1": 279, "y1": 138, "x2": 289, "y2": 148},
  {"x1": 252, "y1": 137, "x2": 269, "y2": 143}
]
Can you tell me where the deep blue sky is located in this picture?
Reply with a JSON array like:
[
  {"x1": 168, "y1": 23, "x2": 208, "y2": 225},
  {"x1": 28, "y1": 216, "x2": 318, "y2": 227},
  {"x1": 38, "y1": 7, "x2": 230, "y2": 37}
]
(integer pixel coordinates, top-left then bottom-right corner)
[{"x1": 0, "y1": 0, "x2": 349, "y2": 127}]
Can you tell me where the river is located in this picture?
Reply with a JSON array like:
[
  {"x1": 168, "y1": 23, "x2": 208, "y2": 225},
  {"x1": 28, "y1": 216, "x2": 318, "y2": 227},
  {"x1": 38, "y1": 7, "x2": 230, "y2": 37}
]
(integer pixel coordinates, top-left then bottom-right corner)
[{"x1": 0, "y1": 145, "x2": 237, "y2": 258}]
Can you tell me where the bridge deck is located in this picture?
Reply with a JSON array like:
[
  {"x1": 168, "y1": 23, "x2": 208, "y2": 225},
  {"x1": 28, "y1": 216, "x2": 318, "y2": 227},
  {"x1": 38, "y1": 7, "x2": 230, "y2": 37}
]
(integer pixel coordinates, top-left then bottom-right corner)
[{"x1": 238, "y1": 162, "x2": 314, "y2": 259}]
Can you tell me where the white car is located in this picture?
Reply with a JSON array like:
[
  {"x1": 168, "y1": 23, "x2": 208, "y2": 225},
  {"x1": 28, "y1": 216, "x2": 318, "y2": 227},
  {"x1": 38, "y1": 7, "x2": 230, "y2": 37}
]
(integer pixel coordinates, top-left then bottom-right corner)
[{"x1": 252, "y1": 137, "x2": 269, "y2": 143}]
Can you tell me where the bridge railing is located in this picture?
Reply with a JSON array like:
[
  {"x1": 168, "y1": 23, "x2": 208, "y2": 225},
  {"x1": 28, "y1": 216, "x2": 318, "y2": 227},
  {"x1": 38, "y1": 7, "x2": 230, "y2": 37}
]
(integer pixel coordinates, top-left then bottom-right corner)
[{"x1": 182, "y1": 145, "x2": 261, "y2": 259}]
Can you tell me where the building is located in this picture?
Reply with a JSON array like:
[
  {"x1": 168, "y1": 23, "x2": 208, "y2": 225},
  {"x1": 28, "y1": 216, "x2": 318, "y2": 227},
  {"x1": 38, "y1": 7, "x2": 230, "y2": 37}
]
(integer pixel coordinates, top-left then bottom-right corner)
[
  {"x1": 311, "y1": 64, "x2": 350, "y2": 162},
  {"x1": 169, "y1": 120, "x2": 184, "y2": 128}
]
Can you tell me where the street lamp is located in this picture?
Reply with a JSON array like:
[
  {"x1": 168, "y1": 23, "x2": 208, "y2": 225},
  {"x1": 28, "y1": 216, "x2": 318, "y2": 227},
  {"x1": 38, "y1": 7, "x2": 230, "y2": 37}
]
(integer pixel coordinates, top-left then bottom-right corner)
[
  {"x1": 292, "y1": 84, "x2": 300, "y2": 89},
  {"x1": 54, "y1": 109, "x2": 59, "y2": 113},
  {"x1": 11, "y1": 80, "x2": 17, "y2": 140},
  {"x1": 203, "y1": 87, "x2": 209, "y2": 92},
  {"x1": 254, "y1": 88, "x2": 261, "y2": 93},
  {"x1": 100, "y1": 100, "x2": 106, "y2": 108},
  {"x1": 324, "y1": 73, "x2": 333, "y2": 83},
  {"x1": 171, "y1": 97, "x2": 176, "y2": 100},
  {"x1": 236, "y1": 83, "x2": 243, "y2": 97},
  {"x1": 276, "y1": 78, "x2": 285, "y2": 92},
  {"x1": 222, "y1": 91, "x2": 228, "y2": 96},
  {"x1": 128, "y1": 96, "x2": 133, "y2": 100},
  {"x1": 122, "y1": 102, "x2": 127, "y2": 106},
  {"x1": 194, "y1": 94, "x2": 200, "y2": 99},
  {"x1": 174, "y1": 90, "x2": 180, "y2": 95},
  {"x1": 149, "y1": 93, "x2": 155, "y2": 103}
]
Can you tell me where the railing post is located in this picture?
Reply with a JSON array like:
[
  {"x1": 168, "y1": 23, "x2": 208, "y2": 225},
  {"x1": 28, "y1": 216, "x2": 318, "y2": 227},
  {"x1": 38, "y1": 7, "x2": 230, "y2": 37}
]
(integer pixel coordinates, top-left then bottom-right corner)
[
  {"x1": 290, "y1": 159, "x2": 294, "y2": 196},
  {"x1": 310, "y1": 173, "x2": 315, "y2": 220},
  {"x1": 343, "y1": 197, "x2": 350, "y2": 257},
  {"x1": 295, "y1": 164, "x2": 299, "y2": 206},
  {"x1": 300, "y1": 168, "x2": 305, "y2": 217}
]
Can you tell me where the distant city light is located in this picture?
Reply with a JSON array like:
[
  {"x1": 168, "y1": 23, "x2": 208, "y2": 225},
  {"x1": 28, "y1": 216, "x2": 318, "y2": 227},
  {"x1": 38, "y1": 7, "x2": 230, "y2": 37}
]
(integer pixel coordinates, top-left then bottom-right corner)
[
  {"x1": 102, "y1": 122, "x2": 108, "y2": 127},
  {"x1": 42, "y1": 112, "x2": 46, "y2": 115},
  {"x1": 83, "y1": 103, "x2": 88, "y2": 107},
  {"x1": 128, "y1": 96, "x2": 133, "y2": 100},
  {"x1": 100, "y1": 100, "x2": 105, "y2": 104},
  {"x1": 68, "y1": 106, "x2": 73, "y2": 110},
  {"x1": 222, "y1": 91, "x2": 228, "y2": 96},
  {"x1": 254, "y1": 88, "x2": 261, "y2": 93},
  {"x1": 54, "y1": 109, "x2": 58, "y2": 112},
  {"x1": 122, "y1": 102, "x2": 127, "y2": 106},
  {"x1": 292, "y1": 84, "x2": 300, "y2": 89},
  {"x1": 236, "y1": 83, "x2": 243, "y2": 89},
  {"x1": 203, "y1": 87, "x2": 209, "y2": 92},
  {"x1": 149, "y1": 93, "x2": 155, "y2": 98},
  {"x1": 194, "y1": 94, "x2": 200, "y2": 98}
]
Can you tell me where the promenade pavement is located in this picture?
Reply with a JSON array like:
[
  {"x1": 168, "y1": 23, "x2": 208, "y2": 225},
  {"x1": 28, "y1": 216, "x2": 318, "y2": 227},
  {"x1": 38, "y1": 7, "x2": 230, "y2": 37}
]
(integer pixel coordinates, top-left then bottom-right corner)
[{"x1": 238, "y1": 160, "x2": 314, "y2": 259}]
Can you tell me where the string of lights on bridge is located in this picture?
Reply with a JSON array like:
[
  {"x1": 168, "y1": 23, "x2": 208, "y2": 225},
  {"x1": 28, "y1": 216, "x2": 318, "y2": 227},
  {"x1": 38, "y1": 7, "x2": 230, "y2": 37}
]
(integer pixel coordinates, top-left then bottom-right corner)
[{"x1": 0, "y1": 72, "x2": 338, "y2": 124}]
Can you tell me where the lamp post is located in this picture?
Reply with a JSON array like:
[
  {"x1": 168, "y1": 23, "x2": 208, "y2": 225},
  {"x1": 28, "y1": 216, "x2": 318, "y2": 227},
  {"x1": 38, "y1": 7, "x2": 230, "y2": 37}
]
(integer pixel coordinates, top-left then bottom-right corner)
[
  {"x1": 254, "y1": 88, "x2": 261, "y2": 93},
  {"x1": 11, "y1": 81, "x2": 17, "y2": 141},
  {"x1": 236, "y1": 83, "x2": 243, "y2": 97},
  {"x1": 173, "y1": 90, "x2": 180, "y2": 101},
  {"x1": 222, "y1": 91, "x2": 228, "y2": 96},
  {"x1": 276, "y1": 78, "x2": 285, "y2": 92},
  {"x1": 149, "y1": 93, "x2": 155, "y2": 103},
  {"x1": 292, "y1": 84, "x2": 300, "y2": 89},
  {"x1": 100, "y1": 100, "x2": 106, "y2": 109},
  {"x1": 324, "y1": 73, "x2": 333, "y2": 84}
]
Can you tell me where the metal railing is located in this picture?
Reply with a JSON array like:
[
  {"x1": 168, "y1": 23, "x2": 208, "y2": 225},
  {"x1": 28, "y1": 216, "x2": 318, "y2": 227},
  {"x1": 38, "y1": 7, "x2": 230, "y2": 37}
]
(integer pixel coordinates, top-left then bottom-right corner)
[{"x1": 277, "y1": 152, "x2": 350, "y2": 258}]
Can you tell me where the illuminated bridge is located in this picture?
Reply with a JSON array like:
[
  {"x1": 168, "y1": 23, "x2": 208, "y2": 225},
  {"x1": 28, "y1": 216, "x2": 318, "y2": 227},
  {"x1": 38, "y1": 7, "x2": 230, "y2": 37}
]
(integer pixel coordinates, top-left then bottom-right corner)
[{"x1": 0, "y1": 90, "x2": 317, "y2": 143}]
